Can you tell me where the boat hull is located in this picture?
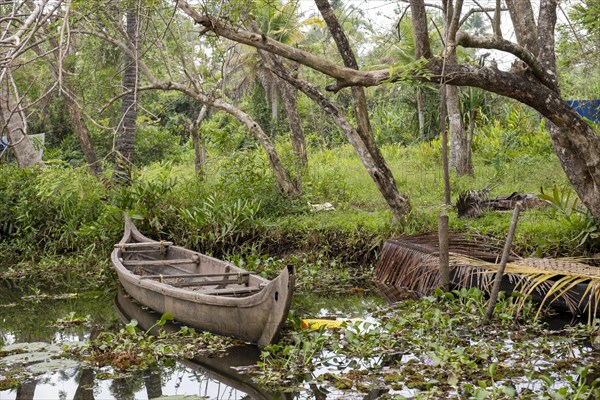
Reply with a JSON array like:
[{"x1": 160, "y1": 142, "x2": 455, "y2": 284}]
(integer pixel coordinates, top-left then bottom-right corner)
[{"x1": 111, "y1": 217, "x2": 294, "y2": 346}]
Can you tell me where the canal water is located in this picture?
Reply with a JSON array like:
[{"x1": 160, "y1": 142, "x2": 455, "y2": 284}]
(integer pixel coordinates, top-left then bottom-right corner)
[{"x1": 0, "y1": 284, "x2": 386, "y2": 399}]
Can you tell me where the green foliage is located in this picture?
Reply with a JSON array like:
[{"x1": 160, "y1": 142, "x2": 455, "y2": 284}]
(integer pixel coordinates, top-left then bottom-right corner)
[
  {"x1": 177, "y1": 194, "x2": 262, "y2": 252},
  {"x1": 134, "y1": 119, "x2": 186, "y2": 166},
  {"x1": 0, "y1": 165, "x2": 105, "y2": 256},
  {"x1": 474, "y1": 103, "x2": 553, "y2": 168},
  {"x1": 202, "y1": 112, "x2": 255, "y2": 153},
  {"x1": 69, "y1": 315, "x2": 237, "y2": 371},
  {"x1": 215, "y1": 149, "x2": 294, "y2": 216},
  {"x1": 369, "y1": 83, "x2": 441, "y2": 144},
  {"x1": 539, "y1": 183, "x2": 600, "y2": 248}
]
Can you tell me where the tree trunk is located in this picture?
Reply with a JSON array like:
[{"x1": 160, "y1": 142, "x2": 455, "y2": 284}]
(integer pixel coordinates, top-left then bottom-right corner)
[
  {"x1": 314, "y1": 0, "x2": 410, "y2": 219},
  {"x1": 247, "y1": 21, "x2": 308, "y2": 182},
  {"x1": 281, "y1": 79, "x2": 308, "y2": 170},
  {"x1": 63, "y1": 90, "x2": 103, "y2": 177},
  {"x1": 264, "y1": 55, "x2": 411, "y2": 217},
  {"x1": 115, "y1": 9, "x2": 139, "y2": 183},
  {"x1": 271, "y1": 82, "x2": 278, "y2": 122},
  {"x1": 140, "y1": 78, "x2": 301, "y2": 197},
  {"x1": 144, "y1": 371, "x2": 163, "y2": 399},
  {"x1": 505, "y1": 0, "x2": 539, "y2": 55},
  {"x1": 16, "y1": 379, "x2": 37, "y2": 400},
  {"x1": 216, "y1": 99, "x2": 300, "y2": 197},
  {"x1": 467, "y1": 107, "x2": 475, "y2": 171},
  {"x1": 73, "y1": 369, "x2": 96, "y2": 400},
  {"x1": 0, "y1": 80, "x2": 43, "y2": 168},
  {"x1": 35, "y1": 18, "x2": 103, "y2": 177},
  {"x1": 549, "y1": 122, "x2": 600, "y2": 223},
  {"x1": 446, "y1": 84, "x2": 471, "y2": 175},
  {"x1": 190, "y1": 104, "x2": 208, "y2": 177},
  {"x1": 444, "y1": 0, "x2": 471, "y2": 176},
  {"x1": 416, "y1": 86, "x2": 425, "y2": 138}
]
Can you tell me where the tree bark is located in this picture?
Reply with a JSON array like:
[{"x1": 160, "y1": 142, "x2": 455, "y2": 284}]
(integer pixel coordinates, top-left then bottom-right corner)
[
  {"x1": 190, "y1": 104, "x2": 208, "y2": 177},
  {"x1": 63, "y1": 91, "x2": 103, "y2": 177},
  {"x1": 280, "y1": 77, "x2": 308, "y2": 170},
  {"x1": 409, "y1": 0, "x2": 432, "y2": 59},
  {"x1": 0, "y1": 79, "x2": 44, "y2": 168},
  {"x1": 492, "y1": 0, "x2": 502, "y2": 38},
  {"x1": 537, "y1": 0, "x2": 559, "y2": 90},
  {"x1": 314, "y1": 0, "x2": 410, "y2": 219},
  {"x1": 446, "y1": 84, "x2": 471, "y2": 175},
  {"x1": 255, "y1": 44, "x2": 308, "y2": 171},
  {"x1": 416, "y1": 86, "x2": 425, "y2": 138},
  {"x1": 115, "y1": 8, "x2": 139, "y2": 184},
  {"x1": 444, "y1": 0, "x2": 472, "y2": 176},
  {"x1": 440, "y1": 85, "x2": 451, "y2": 205},
  {"x1": 505, "y1": 0, "x2": 539, "y2": 55},
  {"x1": 28, "y1": 0, "x2": 102, "y2": 177}
]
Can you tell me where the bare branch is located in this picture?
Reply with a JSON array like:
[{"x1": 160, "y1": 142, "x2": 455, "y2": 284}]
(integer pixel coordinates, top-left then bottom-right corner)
[
  {"x1": 72, "y1": 29, "x2": 155, "y2": 82},
  {"x1": 458, "y1": 1, "x2": 507, "y2": 29},
  {"x1": 456, "y1": 32, "x2": 557, "y2": 91}
]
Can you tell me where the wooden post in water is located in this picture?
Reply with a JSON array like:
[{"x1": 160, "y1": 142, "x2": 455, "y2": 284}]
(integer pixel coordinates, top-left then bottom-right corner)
[
  {"x1": 438, "y1": 214, "x2": 450, "y2": 291},
  {"x1": 482, "y1": 202, "x2": 522, "y2": 325}
]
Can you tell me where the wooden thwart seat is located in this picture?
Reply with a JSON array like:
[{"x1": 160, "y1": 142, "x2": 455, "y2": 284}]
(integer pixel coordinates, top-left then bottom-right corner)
[
  {"x1": 202, "y1": 286, "x2": 263, "y2": 296},
  {"x1": 140, "y1": 271, "x2": 253, "y2": 287},
  {"x1": 123, "y1": 257, "x2": 200, "y2": 267},
  {"x1": 116, "y1": 241, "x2": 173, "y2": 249},
  {"x1": 167, "y1": 278, "x2": 250, "y2": 288},
  {"x1": 140, "y1": 272, "x2": 254, "y2": 280}
]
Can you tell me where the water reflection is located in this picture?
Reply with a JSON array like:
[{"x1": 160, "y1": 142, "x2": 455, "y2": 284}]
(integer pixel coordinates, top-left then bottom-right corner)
[
  {"x1": 1, "y1": 284, "x2": 391, "y2": 399},
  {"x1": 0, "y1": 286, "x2": 281, "y2": 399},
  {"x1": 115, "y1": 287, "x2": 278, "y2": 399}
]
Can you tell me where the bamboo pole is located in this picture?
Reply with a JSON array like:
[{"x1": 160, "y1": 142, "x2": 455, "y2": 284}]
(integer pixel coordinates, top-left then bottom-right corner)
[
  {"x1": 482, "y1": 202, "x2": 523, "y2": 325},
  {"x1": 438, "y1": 214, "x2": 450, "y2": 291}
]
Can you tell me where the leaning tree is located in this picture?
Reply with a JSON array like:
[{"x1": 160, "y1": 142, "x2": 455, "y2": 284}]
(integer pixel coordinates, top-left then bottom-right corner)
[{"x1": 175, "y1": 0, "x2": 600, "y2": 224}]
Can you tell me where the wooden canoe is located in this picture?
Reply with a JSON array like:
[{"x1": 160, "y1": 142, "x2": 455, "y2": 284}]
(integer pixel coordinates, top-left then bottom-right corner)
[{"x1": 111, "y1": 216, "x2": 295, "y2": 346}]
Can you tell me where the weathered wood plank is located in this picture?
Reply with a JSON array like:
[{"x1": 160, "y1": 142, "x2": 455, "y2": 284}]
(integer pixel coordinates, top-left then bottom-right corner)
[
  {"x1": 123, "y1": 258, "x2": 199, "y2": 267},
  {"x1": 166, "y1": 275, "x2": 250, "y2": 287},
  {"x1": 115, "y1": 241, "x2": 173, "y2": 249},
  {"x1": 140, "y1": 272, "x2": 253, "y2": 280},
  {"x1": 203, "y1": 286, "x2": 263, "y2": 296}
]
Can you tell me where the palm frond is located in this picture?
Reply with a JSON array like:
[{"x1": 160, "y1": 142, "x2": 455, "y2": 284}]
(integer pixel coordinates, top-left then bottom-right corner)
[{"x1": 374, "y1": 238, "x2": 600, "y2": 322}]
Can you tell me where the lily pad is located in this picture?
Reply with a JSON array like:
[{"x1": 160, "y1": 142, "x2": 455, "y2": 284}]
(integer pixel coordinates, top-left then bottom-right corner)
[
  {"x1": 28, "y1": 358, "x2": 79, "y2": 374},
  {"x1": 1, "y1": 342, "x2": 60, "y2": 354},
  {"x1": 1, "y1": 351, "x2": 56, "y2": 365}
]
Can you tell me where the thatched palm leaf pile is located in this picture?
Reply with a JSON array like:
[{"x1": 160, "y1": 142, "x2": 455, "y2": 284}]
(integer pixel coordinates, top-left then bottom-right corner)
[{"x1": 373, "y1": 238, "x2": 600, "y2": 322}]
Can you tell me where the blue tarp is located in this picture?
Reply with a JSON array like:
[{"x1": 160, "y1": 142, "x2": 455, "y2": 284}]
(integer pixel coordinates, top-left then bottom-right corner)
[
  {"x1": 566, "y1": 100, "x2": 600, "y2": 123},
  {"x1": 0, "y1": 136, "x2": 8, "y2": 151}
]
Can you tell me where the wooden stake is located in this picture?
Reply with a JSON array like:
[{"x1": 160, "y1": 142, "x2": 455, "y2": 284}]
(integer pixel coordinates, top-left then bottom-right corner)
[
  {"x1": 482, "y1": 202, "x2": 523, "y2": 325},
  {"x1": 438, "y1": 214, "x2": 450, "y2": 291}
]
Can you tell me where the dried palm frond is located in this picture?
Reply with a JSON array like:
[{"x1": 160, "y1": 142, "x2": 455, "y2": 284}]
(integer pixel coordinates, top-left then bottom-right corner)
[{"x1": 374, "y1": 239, "x2": 600, "y2": 323}]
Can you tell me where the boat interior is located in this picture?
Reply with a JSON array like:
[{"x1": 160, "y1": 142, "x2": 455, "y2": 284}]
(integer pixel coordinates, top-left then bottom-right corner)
[{"x1": 116, "y1": 241, "x2": 266, "y2": 297}]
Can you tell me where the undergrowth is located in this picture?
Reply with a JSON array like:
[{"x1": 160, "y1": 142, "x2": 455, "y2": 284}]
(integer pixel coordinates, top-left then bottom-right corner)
[{"x1": 0, "y1": 122, "x2": 596, "y2": 291}]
